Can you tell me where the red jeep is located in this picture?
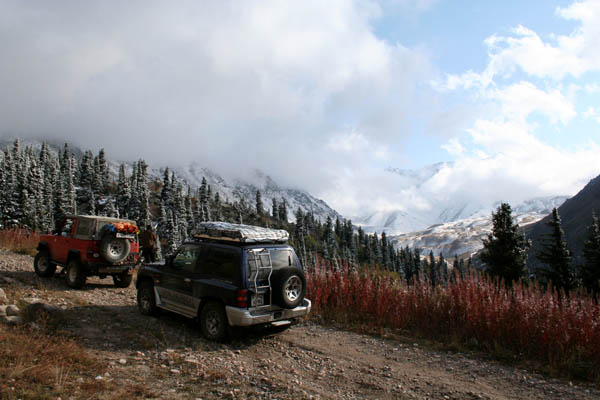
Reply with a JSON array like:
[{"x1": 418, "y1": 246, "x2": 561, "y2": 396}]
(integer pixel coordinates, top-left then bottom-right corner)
[{"x1": 34, "y1": 215, "x2": 140, "y2": 289}]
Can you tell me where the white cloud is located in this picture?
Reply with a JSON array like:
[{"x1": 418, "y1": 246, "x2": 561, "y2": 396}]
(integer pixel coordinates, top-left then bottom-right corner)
[
  {"x1": 489, "y1": 81, "x2": 576, "y2": 125},
  {"x1": 0, "y1": 0, "x2": 433, "y2": 200}
]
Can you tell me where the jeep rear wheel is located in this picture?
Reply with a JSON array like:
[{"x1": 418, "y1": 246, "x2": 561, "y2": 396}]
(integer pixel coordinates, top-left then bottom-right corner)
[
  {"x1": 34, "y1": 251, "x2": 56, "y2": 278},
  {"x1": 112, "y1": 273, "x2": 133, "y2": 288},
  {"x1": 100, "y1": 235, "x2": 131, "y2": 264},
  {"x1": 137, "y1": 281, "x2": 158, "y2": 316},
  {"x1": 66, "y1": 259, "x2": 86, "y2": 289},
  {"x1": 200, "y1": 302, "x2": 228, "y2": 342}
]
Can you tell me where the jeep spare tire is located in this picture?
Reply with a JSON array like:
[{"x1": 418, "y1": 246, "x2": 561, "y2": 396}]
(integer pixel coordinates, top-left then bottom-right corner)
[
  {"x1": 100, "y1": 235, "x2": 130, "y2": 264},
  {"x1": 272, "y1": 267, "x2": 306, "y2": 309}
]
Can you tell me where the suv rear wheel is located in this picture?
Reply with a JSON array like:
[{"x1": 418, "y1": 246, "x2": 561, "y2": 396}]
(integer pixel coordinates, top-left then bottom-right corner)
[
  {"x1": 200, "y1": 301, "x2": 228, "y2": 341},
  {"x1": 66, "y1": 259, "x2": 86, "y2": 289},
  {"x1": 34, "y1": 250, "x2": 56, "y2": 278}
]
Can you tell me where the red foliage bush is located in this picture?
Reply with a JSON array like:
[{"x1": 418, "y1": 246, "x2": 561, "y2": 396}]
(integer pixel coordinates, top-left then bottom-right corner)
[
  {"x1": 306, "y1": 256, "x2": 600, "y2": 382},
  {"x1": 0, "y1": 227, "x2": 39, "y2": 255}
]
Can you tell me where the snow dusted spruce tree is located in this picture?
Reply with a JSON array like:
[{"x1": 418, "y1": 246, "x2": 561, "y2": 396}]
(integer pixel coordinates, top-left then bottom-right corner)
[
  {"x1": 481, "y1": 202, "x2": 530, "y2": 285},
  {"x1": 536, "y1": 208, "x2": 576, "y2": 293},
  {"x1": 580, "y1": 212, "x2": 600, "y2": 296}
]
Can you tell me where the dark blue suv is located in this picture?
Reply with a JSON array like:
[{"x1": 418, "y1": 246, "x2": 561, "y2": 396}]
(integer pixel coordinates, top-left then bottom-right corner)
[{"x1": 135, "y1": 223, "x2": 311, "y2": 341}]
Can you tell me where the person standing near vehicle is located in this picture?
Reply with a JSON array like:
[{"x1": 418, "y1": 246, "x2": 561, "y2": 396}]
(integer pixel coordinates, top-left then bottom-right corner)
[{"x1": 140, "y1": 224, "x2": 158, "y2": 262}]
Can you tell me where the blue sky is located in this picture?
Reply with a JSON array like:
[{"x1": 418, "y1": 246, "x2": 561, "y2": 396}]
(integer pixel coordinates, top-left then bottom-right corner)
[{"x1": 1, "y1": 0, "x2": 600, "y2": 218}]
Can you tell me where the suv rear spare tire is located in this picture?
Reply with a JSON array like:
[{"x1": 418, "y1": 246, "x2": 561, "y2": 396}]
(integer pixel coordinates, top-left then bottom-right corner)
[
  {"x1": 100, "y1": 235, "x2": 131, "y2": 264},
  {"x1": 272, "y1": 267, "x2": 306, "y2": 309}
]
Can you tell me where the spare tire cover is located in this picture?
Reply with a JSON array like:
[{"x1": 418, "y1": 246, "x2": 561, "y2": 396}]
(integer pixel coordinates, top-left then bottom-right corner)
[
  {"x1": 271, "y1": 267, "x2": 306, "y2": 309},
  {"x1": 100, "y1": 235, "x2": 131, "y2": 264}
]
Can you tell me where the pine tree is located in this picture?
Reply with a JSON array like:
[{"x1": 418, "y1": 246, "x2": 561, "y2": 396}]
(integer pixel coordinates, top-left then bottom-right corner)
[
  {"x1": 278, "y1": 199, "x2": 288, "y2": 223},
  {"x1": 255, "y1": 190, "x2": 264, "y2": 216},
  {"x1": 536, "y1": 208, "x2": 575, "y2": 292},
  {"x1": 580, "y1": 212, "x2": 600, "y2": 296},
  {"x1": 481, "y1": 203, "x2": 530, "y2": 285},
  {"x1": 116, "y1": 164, "x2": 131, "y2": 218},
  {"x1": 272, "y1": 198, "x2": 278, "y2": 219},
  {"x1": 428, "y1": 250, "x2": 437, "y2": 286}
]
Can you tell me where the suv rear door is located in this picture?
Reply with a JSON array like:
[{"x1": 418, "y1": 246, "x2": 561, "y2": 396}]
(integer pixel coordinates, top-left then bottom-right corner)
[{"x1": 196, "y1": 245, "x2": 241, "y2": 303}]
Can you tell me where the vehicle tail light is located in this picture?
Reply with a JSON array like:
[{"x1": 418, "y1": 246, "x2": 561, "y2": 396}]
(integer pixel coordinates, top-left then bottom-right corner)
[{"x1": 235, "y1": 289, "x2": 248, "y2": 308}]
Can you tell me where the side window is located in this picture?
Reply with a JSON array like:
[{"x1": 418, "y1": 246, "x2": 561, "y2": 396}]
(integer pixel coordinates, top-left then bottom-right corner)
[
  {"x1": 61, "y1": 218, "x2": 75, "y2": 237},
  {"x1": 173, "y1": 245, "x2": 201, "y2": 273},
  {"x1": 198, "y1": 247, "x2": 240, "y2": 283},
  {"x1": 75, "y1": 219, "x2": 94, "y2": 237}
]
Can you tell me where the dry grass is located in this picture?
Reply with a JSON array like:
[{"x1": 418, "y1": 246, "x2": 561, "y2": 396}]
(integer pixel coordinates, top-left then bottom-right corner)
[
  {"x1": 0, "y1": 325, "x2": 102, "y2": 399},
  {"x1": 0, "y1": 227, "x2": 39, "y2": 256}
]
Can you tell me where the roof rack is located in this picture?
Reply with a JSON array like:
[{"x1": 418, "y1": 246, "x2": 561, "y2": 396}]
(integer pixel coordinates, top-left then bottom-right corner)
[{"x1": 192, "y1": 222, "x2": 289, "y2": 244}]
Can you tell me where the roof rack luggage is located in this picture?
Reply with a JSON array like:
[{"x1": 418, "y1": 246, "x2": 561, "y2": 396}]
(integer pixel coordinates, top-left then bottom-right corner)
[{"x1": 192, "y1": 222, "x2": 289, "y2": 244}]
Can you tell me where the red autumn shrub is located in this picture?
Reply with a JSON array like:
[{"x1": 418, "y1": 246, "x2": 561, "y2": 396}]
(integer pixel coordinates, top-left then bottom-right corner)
[{"x1": 306, "y1": 256, "x2": 600, "y2": 382}]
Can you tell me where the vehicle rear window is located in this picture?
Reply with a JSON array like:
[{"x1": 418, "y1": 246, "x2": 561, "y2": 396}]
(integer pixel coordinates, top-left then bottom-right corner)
[{"x1": 247, "y1": 248, "x2": 299, "y2": 281}]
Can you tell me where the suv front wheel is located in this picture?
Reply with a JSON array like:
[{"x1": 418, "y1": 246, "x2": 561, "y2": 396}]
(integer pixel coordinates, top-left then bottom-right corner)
[
  {"x1": 66, "y1": 259, "x2": 87, "y2": 289},
  {"x1": 200, "y1": 301, "x2": 228, "y2": 341},
  {"x1": 137, "y1": 281, "x2": 159, "y2": 316}
]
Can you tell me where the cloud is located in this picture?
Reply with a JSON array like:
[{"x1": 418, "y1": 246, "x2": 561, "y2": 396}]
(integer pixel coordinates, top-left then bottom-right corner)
[
  {"x1": 428, "y1": 0, "x2": 600, "y2": 223},
  {"x1": 0, "y1": 0, "x2": 433, "y2": 199}
]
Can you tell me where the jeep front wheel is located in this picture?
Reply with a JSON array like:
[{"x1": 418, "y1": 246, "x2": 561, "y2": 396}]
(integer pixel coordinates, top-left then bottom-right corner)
[
  {"x1": 66, "y1": 259, "x2": 86, "y2": 289},
  {"x1": 34, "y1": 251, "x2": 56, "y2": 278},
  {"x1": 137, "y1": 281, "x2": 158, "y2": 316},
  {"x1": 112, "y1": 273, "x2": 133, "y2": 288},
  {"x1": 200, "y1": 301, "x2": 228, "y2": 342}
]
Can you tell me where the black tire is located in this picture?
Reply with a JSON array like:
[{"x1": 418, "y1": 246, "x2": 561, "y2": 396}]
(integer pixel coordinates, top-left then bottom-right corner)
[
  {"x1": 100, "y1": 235, "x2": 131, "y2": 264},
  {"x1": 200, "y1": 301, "x2": 228, "y2": 342},
  {"x1": 65, "y1": 259, "x2": 86, "y2": 289},
  {"x1": 272, "y1": 267, "x2": 306, "y2": 309},
  {"x1": 137, "y1": 281, "x2": 159, "y2": 316},
  {"x1": 34, "y1": 251, "x2": 56, "y2": 278},
  {"x1": 112, "y1": 273, "x2": 133, "y2": 288}
]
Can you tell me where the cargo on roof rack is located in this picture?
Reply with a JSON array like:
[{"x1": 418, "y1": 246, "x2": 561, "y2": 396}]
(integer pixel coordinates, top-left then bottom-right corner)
[{"x1": 192, "y1": 222, "x2": 289, "y2": 244}]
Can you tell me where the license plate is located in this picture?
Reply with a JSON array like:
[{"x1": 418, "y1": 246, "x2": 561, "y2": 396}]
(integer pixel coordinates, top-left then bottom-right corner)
[{"x1": 116, "y1": 233, "x2": 134, "y2": 239}]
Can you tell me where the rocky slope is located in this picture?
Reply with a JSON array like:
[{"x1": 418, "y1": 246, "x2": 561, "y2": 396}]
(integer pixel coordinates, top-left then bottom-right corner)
[
  {"x1": 526, "y1": 174, "x2": 600, "y2": 269},
  {"x1": 391, "y1": 197, "x2": 568, "y2": 258}
]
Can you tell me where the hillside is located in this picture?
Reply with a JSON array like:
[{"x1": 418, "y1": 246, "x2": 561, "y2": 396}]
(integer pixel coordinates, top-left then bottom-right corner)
[
  {"x1": 390, "y1": 196, "x2": 568, "y2": 258},
  {"x1": 526, "y1": 174, "x2": 600, "y2": 269},
  {"x1": 0, "y1": 138, "x2": 341, "y2": 224}
]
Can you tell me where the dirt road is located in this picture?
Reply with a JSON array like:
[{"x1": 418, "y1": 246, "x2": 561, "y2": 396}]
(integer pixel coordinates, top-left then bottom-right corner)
[{"x1": 1, "y1": 250, "x2": 598, "y2": 399}]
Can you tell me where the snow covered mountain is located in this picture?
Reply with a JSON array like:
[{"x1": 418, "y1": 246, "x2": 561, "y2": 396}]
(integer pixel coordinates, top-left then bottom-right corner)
[
  {"x1": 390, "y1": 196, "x2": 568, "y2": 258},
  {"x1": 162, "y1": 163, "x2": 340, "y2": 222},
  {"x1": 354, "y1": 162, "x2": 567, "y2": 236},
  {"x1": 0, "y1": 138, "x2": 341, "y2": 223}
]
